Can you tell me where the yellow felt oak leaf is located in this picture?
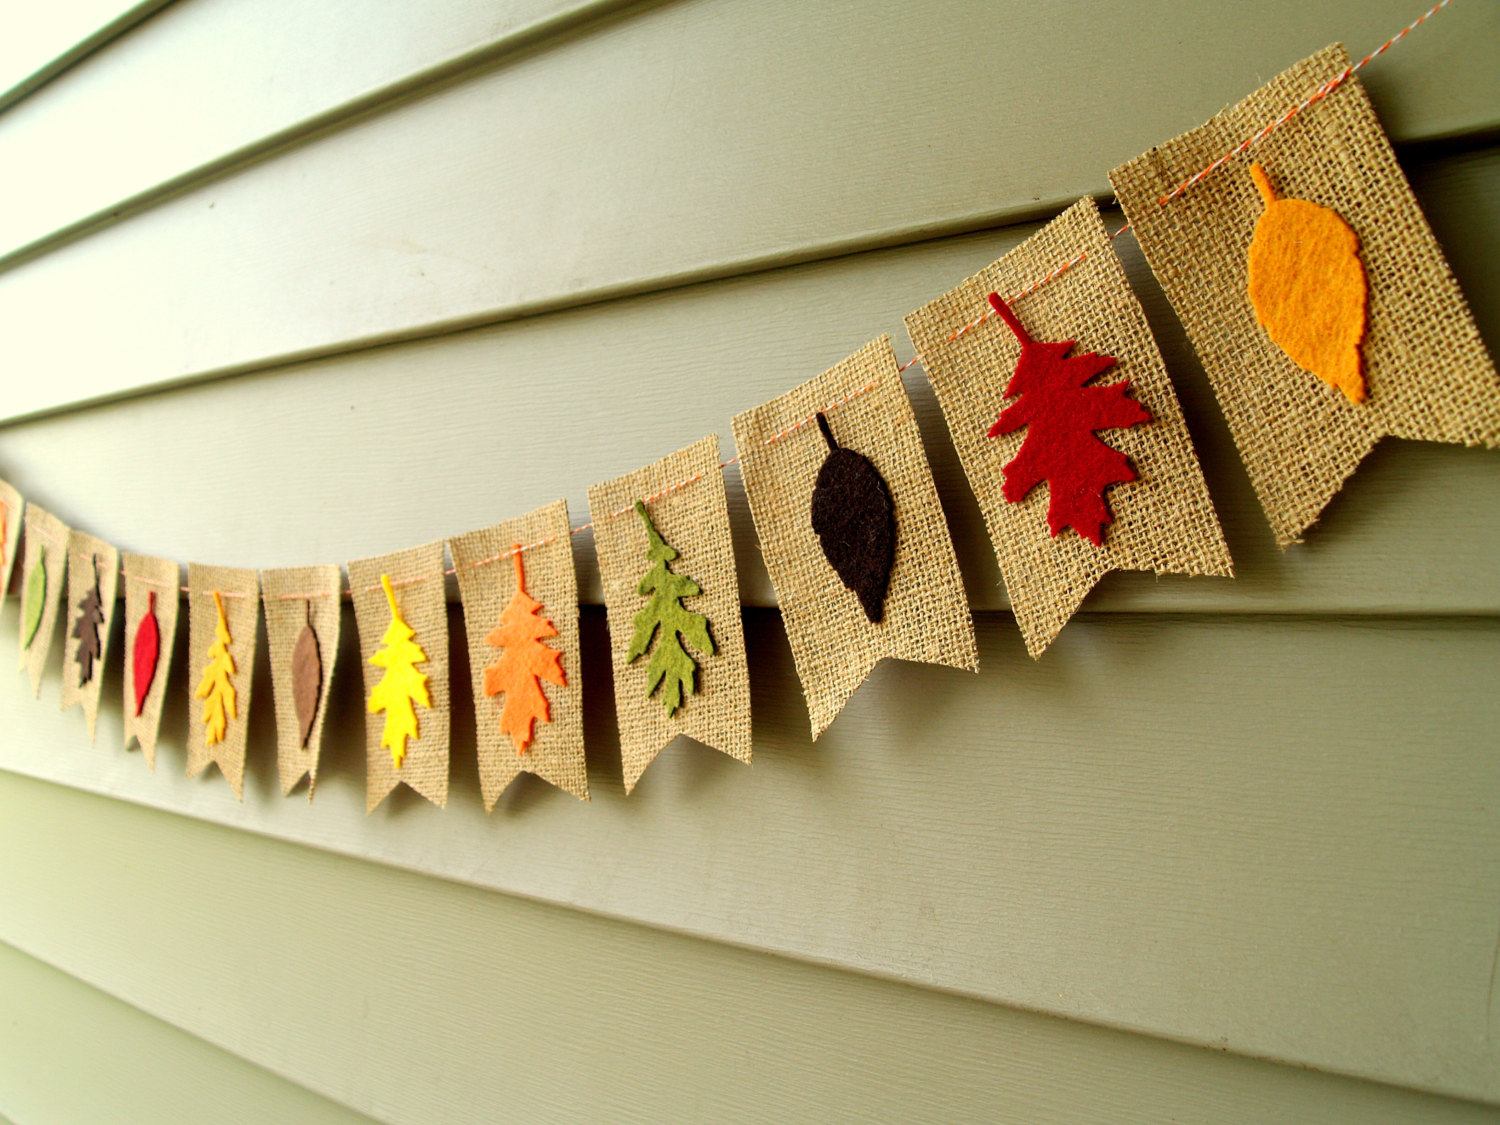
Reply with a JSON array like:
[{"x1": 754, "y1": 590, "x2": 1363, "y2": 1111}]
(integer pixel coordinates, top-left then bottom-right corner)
[
  {"x1": 483, "y1": 546, "x2": 565, "y2": 755},
  {"x1": 367, "y1": 573, "x2": 431, "y2": 768},
  {"x1": 193, "y1": 591, "x2": 237, "y2": 747}
]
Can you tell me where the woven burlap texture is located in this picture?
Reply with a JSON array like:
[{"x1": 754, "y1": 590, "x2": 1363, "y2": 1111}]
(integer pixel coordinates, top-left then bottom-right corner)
[
  {"x1": 122, "y1": 553, "x2": 180, "y2": 767},
  {"x1": 0, "y1": 479, "x2": 22, "y2": 597},
  {"x1": 261, "y1": 565, "x2": 342, "y2": 798},
  {"x1": 732, "y1": 336, "x2": 978, "y2": 738},
  {"x1": 589, "y1": 435, "x2": 752, "y2": 794},
  {"x1": 906, "y1": 198, "x2": 1232, "y2": 658},
  {"x1": 1110, "y1": 44, "x2": 1500, "y2": 547},
  {"x1": 59, "y1": 530, "x2": 119, "y2": 742},
  {"x1": 18, "y1": 505, "x2": 70, "y2": 698},
  {"x1": 450, "y1": 500, "x2": 588, "y2": 807},
  {"x1": 349, "y1": 541, "x2": 450, "y2": 812},
  {"x1": 186, "y1": 564, "x2": 259, "y2": 798}
]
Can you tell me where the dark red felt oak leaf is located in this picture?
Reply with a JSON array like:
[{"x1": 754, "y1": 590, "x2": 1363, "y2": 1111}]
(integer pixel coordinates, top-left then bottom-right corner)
[{"x1": 986, "y1": 293, "x2": 1150, "y2": 547}]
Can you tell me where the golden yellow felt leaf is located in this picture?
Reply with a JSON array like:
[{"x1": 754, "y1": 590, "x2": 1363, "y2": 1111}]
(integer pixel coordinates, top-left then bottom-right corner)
[
  {"x1": 1247, "y1": 162, "x2": 1368, "y2": 404},
  {"x1": 366, "y1": 573, "x2": 431, "y2": 768},
  {"x1": 193, "y1": 591, "x2": 237, "y2": 747}
]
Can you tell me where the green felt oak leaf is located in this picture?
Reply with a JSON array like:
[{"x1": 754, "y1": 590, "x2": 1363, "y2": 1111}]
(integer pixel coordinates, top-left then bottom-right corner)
[{"x1": 626, "y1": 501, "x2": 713, "y2": 716}]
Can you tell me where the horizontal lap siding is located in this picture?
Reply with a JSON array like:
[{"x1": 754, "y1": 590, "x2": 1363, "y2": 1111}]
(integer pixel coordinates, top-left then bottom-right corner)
[
  {"x1": 3, "y1": 0, "x2": 1500, "y2": 1121},
  {"x1": 1, "y1": 611, "x2": 1497, "y2": 1102},
  {"x1": 1, "y1": 0, "x2": 1498, "y2": 418},
  {"x1": 2, "y1": 773, "x2": 1498, "y2": 1125}
]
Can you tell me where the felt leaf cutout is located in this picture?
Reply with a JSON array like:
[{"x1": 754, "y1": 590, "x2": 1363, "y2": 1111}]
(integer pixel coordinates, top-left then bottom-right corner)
[
  {"x1": 366, "y1": 573, "x2": 431, "y2": 768},
  {"x1": 0, "y1": 500, "x2": 8, "y2": 578},
  {"x1": 70, "y1": 555, "x2": 105, "y2": 685},
  {"x1": 1247, "y1": 163, "x2": 1368, "y2": 404},
  {"x1": 132, "y1": 590, "x2": 161, "y2": 717},
  {"x1": 986, "y1": 293, "x2": 1151, "y2": 547},
  {"x1": 22, "y1": 546, "x2": 47, "y2": 650},
  {"x1": 810, "y1": 411, "x2": 896, "y2": 623},
  {"x1": 627, "y1": 501, "x2": 714, "y2": 716},
  {"x1": 483, "y1": 546, "x2": 566, "y2": 754},
  {"x1": 193, "y1": 591, "x2": 237, "y2": 748},
  {"x1": 291, "y1": 600, "x2": 322, "y2": 748}
]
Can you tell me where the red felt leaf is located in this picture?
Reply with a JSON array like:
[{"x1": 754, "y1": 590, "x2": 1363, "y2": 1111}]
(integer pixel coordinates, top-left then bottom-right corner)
[
  {"x1": 132, "y1": 590, "x2": 161, "y2": 717},
  {"x1": 985, "y1": 293, "x2": 1150, "y2": 546}
]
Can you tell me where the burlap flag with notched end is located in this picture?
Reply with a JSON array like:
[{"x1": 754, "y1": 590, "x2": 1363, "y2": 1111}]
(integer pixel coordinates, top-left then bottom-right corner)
[
  {"x1": 589, "y1": 435, "x2": 752, "y2": 794},
  {"x1": 450, "y1": 500, "x2": 588, "y2": 807},
  {"x1": 907, "y1": 198, "x2": 1232, "y2": 658},
  {"x1": 186, "y1": 564, "x2": 260, "y2": 799},
  {"x1": 349, "y1": 541, "x2": 450, "y2": 813},
  {"x1": 0, "y1": 479, "x2": 23, "y2": 599},
  {"x1": 17, "y1": 505, "x2": 70, "y2": 698},
  {"x1": 1111, "y1": 44, "x2": 1500, "y2": 548},
  {"x1": 261, "y1": 565, "x2": 342, "y2": 799},
  {"x1": 732, "y1": 336, "x2": 978, "y2": 738},
  {"x1": 59, "y1": 530, "x2": 120, "y2": 743},
  {"x1": 123, "y1": 553, "x2": 181, "y2": 769}
]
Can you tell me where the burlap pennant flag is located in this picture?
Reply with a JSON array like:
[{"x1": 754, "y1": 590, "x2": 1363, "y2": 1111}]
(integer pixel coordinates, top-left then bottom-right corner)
[
  {"x1": 589, "y1": 436, "x2": 751, "y2": 794},
  {"x1": 58, "y1": 530, "x2": 120, "y2": 742},
  {"x1": 1111, "y1": 44, "x2": 1500, "y2": 547},
  {"x1": 349, "y1": 541, "x2": 450, "y2": 812},
  {"x1": 261, "y1": 565, "x2": 342, "y2": 798},
  {"x1": 17, "y1": 505, "x2": 70, "y2": 697},
  {"x1": 0, "y1": 479, "x2": 22, "y2": 598},
  {"x1": 450, "y1": 501, "x2": 587, "y2": 807},
  {"x1": 186, "y1": 565, "x2": 259, "y2": 798},
  {"x1": 732, "y1": 336, "x2": 978, "y2": 738},
  {"x1": 906, "y1": 198, "x2": 1232, "y2": 657},
  {"x1": 122, "y1": 553, "x2": 180, "y2": 767}
]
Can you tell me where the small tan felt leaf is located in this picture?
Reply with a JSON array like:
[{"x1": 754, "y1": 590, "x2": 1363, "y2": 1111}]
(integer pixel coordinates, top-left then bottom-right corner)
[
  {"x1": 291, "y1": 604, "x2": 322, "y2": 747},
  {"x1": 1246, "y1": 163, "x2": 1368, "y2": 404}
]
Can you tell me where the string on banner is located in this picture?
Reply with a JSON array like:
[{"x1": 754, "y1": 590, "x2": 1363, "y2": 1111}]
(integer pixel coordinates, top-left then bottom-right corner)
[{"x1": 90, "y1": 0, "x2": 1455, "y2": 604}]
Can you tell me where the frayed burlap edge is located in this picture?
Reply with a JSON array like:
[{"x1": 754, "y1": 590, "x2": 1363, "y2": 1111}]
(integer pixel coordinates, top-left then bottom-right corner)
[
  {"x1": 59, "y1": 530, "x2": 119, "y2": 742},
  {"x1": 732, "y1": 336, "x2": 977, "y2": 738},
  {"x1": 450, "y1": 500, "x2": 588, "y2": 807},
  {"x1": 123, "y1": 553, "x2": 180, "y2": 768},
  {"x1": 349, "y1": 541, "x2": 450, "y2": 812},
  {"x1": 18, "y1": 506, "x2": 70, "y2": 698},
  {"x1": 1111, "y1": 44, "x2": 1500, "y2": 547},
  {"x1": 906, "y1": 198, "x2": 1232, "y2": 657},
  {"x1": 261, "y1": 565, "x2": 342, "y2": 798},
  {"x1": 186, "y1": 564, "x2": 260, "y2": 799},
  {"x1": 589, "y1": 435, "x2": 752, "y2": 794}
]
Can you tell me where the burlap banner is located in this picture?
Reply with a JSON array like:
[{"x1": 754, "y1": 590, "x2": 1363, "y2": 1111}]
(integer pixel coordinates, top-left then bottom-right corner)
[
  {"x1": 122, "y1": 553, "x2": 181, "y2": 768},
  {"x1": 17, "y1": 505, "x2": 70, "y2": 698},
  {"x1": 349, "y1": 541, "x2": 450, "y2": 812},
  {"x1": 186, "y1": 564, "x2": 260, "y2": 798},
  {"x1": 59, "y1": 530, "x2": 119, "y2": 742},
  {"x1": 450, "y1": 500, "x2": 587, "y2": 807},
  {"x1": 589, "y1": 435, "x2": 751, "y2": 794},
  {"x1": 0, "y1": 479, "x2": 22, "y2": 598},
  {"x1": 261, "y1": 565, "x2": 342, "y2": 798},
  {"x1": 1111, "y1": 44, "x2": 1500, "y2": 547},
  {"x1": 732, "y1": 336, "x2": 977, "y2": 737},
  {"x1": 907, "y1": 198, "x2": 1232, "y2": 657}
]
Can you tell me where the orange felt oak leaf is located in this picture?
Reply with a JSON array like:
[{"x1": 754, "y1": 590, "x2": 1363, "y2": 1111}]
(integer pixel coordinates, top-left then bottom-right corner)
[
  {"x1": 986, "y1": 292, "x2": 1150, "y2": 547},
  {"x1": 194, "y1": 591, "x2": 237, "y2": 747},
  {"x1": 482, "y1": 546, "x2": 566, "y2": 755},
  {"x1": 1247, "y1": 162, "x2": 1368, "y2": 404},
  {"x1": 367, "y1": 573, "x2": 431, "y2": 768}
]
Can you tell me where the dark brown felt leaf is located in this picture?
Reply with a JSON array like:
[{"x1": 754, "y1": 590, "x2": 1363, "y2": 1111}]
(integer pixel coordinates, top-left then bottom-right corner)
[
  {"x1": 810, "y1": 412, "x2": 895, "y2": 623},
  {"x1": 291, "y1": 609, "x2": 323, "y2": 748}
]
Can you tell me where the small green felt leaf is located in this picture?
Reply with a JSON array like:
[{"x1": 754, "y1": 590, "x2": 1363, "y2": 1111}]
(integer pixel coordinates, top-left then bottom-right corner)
[
  {"x1": 22, "y1": 546, "x2": 48, "y2": 650},
  {"x1": 626, "y1": 501, "x2": 714, "y2": 716}
]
